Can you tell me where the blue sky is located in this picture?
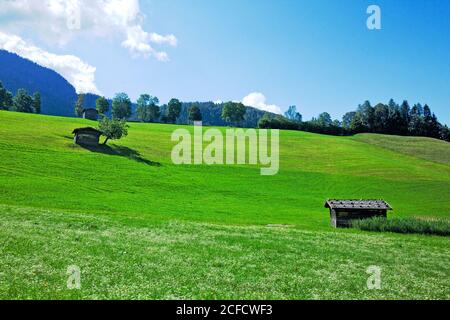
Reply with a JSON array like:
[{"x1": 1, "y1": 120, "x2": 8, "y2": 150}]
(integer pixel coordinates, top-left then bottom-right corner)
[{"x1": 0, "y1": 0, "x2": 449, "y2": 123}]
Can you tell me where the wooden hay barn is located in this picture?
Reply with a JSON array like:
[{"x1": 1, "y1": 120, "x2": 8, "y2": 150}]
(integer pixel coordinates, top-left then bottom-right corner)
[
  {"x1": 82, "y1": 108, "x2": 99, "y2": 121},
  {"x1": 72, "y1": 127, "x2": 102, "y2": 146},
  {"x1": 325, "y1": 199, "x2": 393, "y2": 228}
]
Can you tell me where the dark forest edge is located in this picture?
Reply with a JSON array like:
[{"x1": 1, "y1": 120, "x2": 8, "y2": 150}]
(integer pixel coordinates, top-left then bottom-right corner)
[
  {"x1": 0, "y1": 82, "x2": 41, "y2": 114},
  {"x1": 261, "y1": 101, "x2": 450, "y2": 142}
]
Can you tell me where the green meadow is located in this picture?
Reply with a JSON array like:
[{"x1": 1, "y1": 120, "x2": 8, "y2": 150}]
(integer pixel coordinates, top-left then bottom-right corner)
[{"x1": 0, "y1": 110, "x2": 449, "y2": 299}]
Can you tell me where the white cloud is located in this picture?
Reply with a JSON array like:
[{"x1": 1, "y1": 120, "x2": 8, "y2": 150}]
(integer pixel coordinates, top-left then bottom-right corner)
[
  {"x1": 149, "y1": 33, "x2": 178, "y2": 47},
  {"x1": 0, "y1": 32, "x2": 99, "y2": 94},
  {"x1": 213, "y1": 99, "x2": 223, "y2": 105},
  {"x1": 122, "y1": 25, "x2": 176, "y2": 61},
  {"x1": 242, "y1": 92, "x2": 282, "y2": 114},
  {"x1": 0, "y1": 0, "x2": 177, "y2": 61}
]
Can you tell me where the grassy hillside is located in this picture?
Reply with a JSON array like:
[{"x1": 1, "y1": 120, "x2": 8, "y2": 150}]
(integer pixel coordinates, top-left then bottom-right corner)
[
  {"x1": 353, "y1": 133, "x2": 450, "y2": 166},
  {"x1": 0, "y1": 110, "x2": 449, "y2": 299}
]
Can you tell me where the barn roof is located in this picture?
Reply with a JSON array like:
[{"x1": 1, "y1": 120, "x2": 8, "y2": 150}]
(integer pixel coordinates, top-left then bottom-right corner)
[
  {"x1": 72, "y1": 127, "x2": 102, "y2": 135},
  {"x1": 82, "y1": 108, "x2": 98, "y2": 113},
  {"x1": 324, "y1": 199, "x2": 393, "y2": 210}
]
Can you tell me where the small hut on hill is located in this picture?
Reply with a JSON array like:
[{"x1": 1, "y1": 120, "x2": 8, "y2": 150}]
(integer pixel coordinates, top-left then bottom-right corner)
[
  {"x1": 82, "y1": 108, "x2": 99, "y2": 121},
  {"x1": 72, "y1": 127, "x2": 102, "y2": 146},
  {"x1": 324, "y1": 199, "x2": 393, "y2": 228}
]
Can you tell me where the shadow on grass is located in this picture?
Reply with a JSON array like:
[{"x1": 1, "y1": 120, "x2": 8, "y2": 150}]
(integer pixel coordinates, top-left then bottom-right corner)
[{"x1": 79, "y1": 143, "x2": 161, "y2": 167}]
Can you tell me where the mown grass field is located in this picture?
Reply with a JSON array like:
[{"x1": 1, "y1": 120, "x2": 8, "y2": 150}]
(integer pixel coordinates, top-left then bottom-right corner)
[{"x1": 0, "y1": 110, "x2": 449, "y2": 299}]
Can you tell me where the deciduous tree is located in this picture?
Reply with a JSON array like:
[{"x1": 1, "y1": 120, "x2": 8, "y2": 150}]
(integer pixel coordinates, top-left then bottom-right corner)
[
  {"x1": 75, "y1": 94, "x2": 85, "y2": 117},
  {"x1": 317, "y1": 112, "x2": 333, "y2": 127},
  {"x1": 98, "y1": 117, "x2": 129, "y2": 145},
  {"x1": 112, "y1": 93, "x2": 132, "y2": 120},
  {"x1": 167, "y1": 98, "x2": 182, "y2": 123},
  {"x1": 284, "y1": 105, "x2": 302, "y2": 123},
  {"x1": 13, "y1": 89, "x2": 33, "y2": 113},
  {"x1": 96, "y1": 96, "x2": 110, "y2": 115},
  {"x1": 342, "y1": 112, "x2": 356, "y2": 130},
  {"x1": 137, "y1": 94, "x2": 160, "y2": 122},
  {"x1": 357, "y1": 100, "x2": 374, "y2": 132},
  {"x1": 32, "y1": 92, "x2": 41, "y2": 114},
  {"x1": 188, "y1": 104, "x2": 202, "y2": 122},
  {"x1": 221, "y1": 101, "x2": 246, "y2": 126},
  {"x1": 0, "y1": 82, "x2": 13, "y2": 110}
]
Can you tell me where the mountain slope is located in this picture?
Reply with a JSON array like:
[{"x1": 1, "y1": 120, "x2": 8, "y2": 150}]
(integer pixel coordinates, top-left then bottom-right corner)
[
  {"x1": 0, "y1": 50, "x2": 77, "y2": 116},
  {"x1": 0, "y1": 50, "x2": 274, "y2": 125}
]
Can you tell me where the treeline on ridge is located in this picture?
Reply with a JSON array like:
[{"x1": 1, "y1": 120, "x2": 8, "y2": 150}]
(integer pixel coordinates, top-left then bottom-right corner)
[
  {"x1": 260, "y1": 100, "x2": 450, "y2": 142},
  {"x1": 2, "y1": 84, "x2": 449, "y2": 143},
  {"x1": 81, "y1": 93, "x2": 450, "y2": 142},
  {"x1": 75, "y1": 92, "x2": 269, "y2": 129}
]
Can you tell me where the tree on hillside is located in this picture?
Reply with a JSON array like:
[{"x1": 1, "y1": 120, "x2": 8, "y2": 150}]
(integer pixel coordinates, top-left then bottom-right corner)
[
  {"x1": 188, "y1": 104, "x2": 202, "y2": 122},
  {"x1": 415, "y1": 103, "x2": 424, "y2": 116},
  {"x1": 75, "y1": 94, "x2": 85, "y2": 117},
  {"x1": 427, "y1": 113, "x2": 441, "y2": 138},
  {"x1": 385, "y1": 99, "x2": 402, "y2": 134},
  {"x1": 32, "y1": 92, "x2": 41, "y2": 114},
  {"x1": 96, "y1": 96, "x2": 109, "y2": 115},
  {"x1": 0, "y1": 82, "x2": 13, "y2": 110},
  {"x1": 137, "y1": 94, "x2": 160, "y2": 123},
  {"x1": 284, "y1": 105, "x2": 302, "y2": 123},
  {"x1": 388, "y1": 99, "x2": 397, "y2": 110},
  {"x1": 112, "y1": 93, "x2": 132, "y2": 120},
  {"x1": 440, "y1": 125, "x2": 450, "y2": 142},
  {"x1": 258, "y1": 113, "x2": 300, "y2": 130},
  {"x1": 167, "y1": 98, "x2": 182, "y2": 123},
  {"x1": 423, "y1": 104, "x2": 432, "y2": 120},
  {"x1": 12, "y1": 89, "x2": 34, "y2": 113},
  {"x1": 357, "y1": 100, "x2": 375, "y2": 132},
  {"x1": 373, "y1": 103, "x2": 389, "y2": 133},
  {"x1": 98, "y1": 117, "x2": 129, "y2": 145},
  {"x1": 258, "y1": 113, "x2": 272, "y2": 128},
  {"x1": 317, "y1": 112, "x2": 333, "y2": 127},
  {"x1": 399, "y1": 100, "x2": 411, "y2": 135},
  {"x1": 421, "y1": 105, "x2": 440, "y2": 138},
  {"x1": 284, "y1": 105, "x2": 296, "y2": 120},
  {"x1": 349, "y1": 112, "x2": 366, "y2": 133},
  {"x1": 5, "y1": 92, "x2": 13, "y2": 110},
  {"x1": 342, "y1": 112, "x2": 356, "y2": 130},
  {"x1": 148, "y1": 103, "x2": 161, "y2": 122},
  {"x1": 221, "y1": 101, "x2": 246, "y2": 126},
  {"x1": 409, "y1": 103, "x2": 425, "y2": 136},
  {"x1": 332, "y1": 119, "x2": 341, "y2": 127}
]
